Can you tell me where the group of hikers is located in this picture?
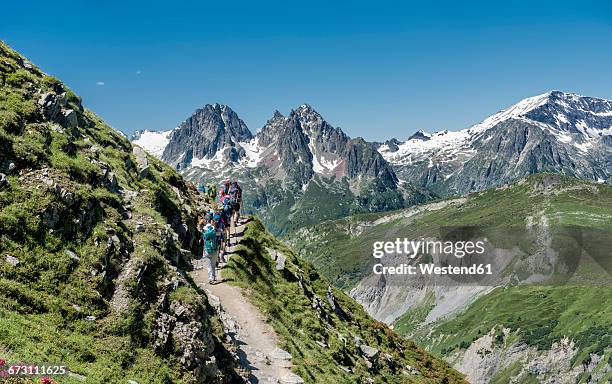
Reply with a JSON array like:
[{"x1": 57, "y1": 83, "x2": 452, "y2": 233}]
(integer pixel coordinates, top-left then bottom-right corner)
[{"x1": 197, "y1": 177, "x2": 243, "y2": 284}]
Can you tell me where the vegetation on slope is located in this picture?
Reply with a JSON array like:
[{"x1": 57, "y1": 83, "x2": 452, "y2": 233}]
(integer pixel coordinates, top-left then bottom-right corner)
[
  {"x1": 0, "y1": 41, "x2": 240, "y2": 383},
  {"x1": 222, "y1": 218, "x2": 466, "y2": 383}
]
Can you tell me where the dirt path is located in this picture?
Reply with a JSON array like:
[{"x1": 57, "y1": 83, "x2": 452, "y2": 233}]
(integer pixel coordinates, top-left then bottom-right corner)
[{"x1": 190, "y1": 218, "x2": 303, "y2": 384}]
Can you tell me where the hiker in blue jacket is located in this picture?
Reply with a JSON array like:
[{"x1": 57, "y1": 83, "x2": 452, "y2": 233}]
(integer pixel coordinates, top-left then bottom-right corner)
[{"x1": 202, "y1": 218, "x2": 220, "y2": 284}]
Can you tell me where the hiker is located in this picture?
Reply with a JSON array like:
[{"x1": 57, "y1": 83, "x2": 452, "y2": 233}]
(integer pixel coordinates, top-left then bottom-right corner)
[
  {"x1": 213, "y1": 213, "x2": 227, "y2": 264},
  {"x1": 221, "y1": 195, "x2": 233, "y2": 244},
  {"x1": 219, "y1": 179, "x2": 231, "y2": 203},
  {"x1": 229, "y1": 177, "x2": 242, "y2": 228},
  {"x1": 207, "y1": 183, "x2": 217, "y2": 200},
  {"x1": 202, "y1": 218, "x2": 219, "y2": 284},
  {"x1": 197, "y1": 179, "x2": 206, "y2": 194}
]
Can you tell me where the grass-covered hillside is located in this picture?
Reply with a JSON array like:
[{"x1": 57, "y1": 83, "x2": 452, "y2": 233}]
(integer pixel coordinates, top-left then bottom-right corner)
[
  {"x1": 0, "y1": 40, "x2": 243, "y2": 383},
  {"x1": 223, "y1": 218, "x2": 466, "y2": 383},
  {"x1": 290, "y1": 174, "x2": 612, "y2": 383}
]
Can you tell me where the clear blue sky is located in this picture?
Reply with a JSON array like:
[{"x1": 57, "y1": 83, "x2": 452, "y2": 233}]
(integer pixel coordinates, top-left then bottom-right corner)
[{"x1": 2, "y1": 0, "x2": 612, "y2": 140}]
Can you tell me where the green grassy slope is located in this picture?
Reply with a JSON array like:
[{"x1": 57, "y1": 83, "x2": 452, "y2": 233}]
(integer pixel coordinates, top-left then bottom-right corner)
[
  {"x1": 0, "y1": 41, "x2": 241, "y2": 383},
  {"x1": 223, "y1": 218, "x2": 466, "y2": 383}
]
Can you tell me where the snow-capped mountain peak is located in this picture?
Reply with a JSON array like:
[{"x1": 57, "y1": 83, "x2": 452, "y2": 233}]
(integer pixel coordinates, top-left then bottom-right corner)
[{"x1": 381, "y1": 90, "x2": 611, "y2": 194}]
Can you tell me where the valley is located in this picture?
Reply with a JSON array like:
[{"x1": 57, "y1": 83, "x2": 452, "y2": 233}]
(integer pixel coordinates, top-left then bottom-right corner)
[{"x1": 290, "y1": 174, "x2": 612, "y2": 383}]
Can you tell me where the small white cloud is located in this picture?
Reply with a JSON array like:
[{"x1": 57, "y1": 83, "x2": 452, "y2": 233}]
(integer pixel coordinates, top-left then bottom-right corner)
[
  {"x1": 136, "y1": 70, "x2": 142, "y2": 75},
  {"x1": 96, "y1": 81, "x2": 105, "y2": 86}
]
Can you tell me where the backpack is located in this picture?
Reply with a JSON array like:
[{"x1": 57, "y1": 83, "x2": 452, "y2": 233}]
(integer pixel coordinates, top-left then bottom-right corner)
[
  {"x1": 222, "y1": 196, "x2": 232, "y2": 208},
  {"x1": 203, "y1": 226, "x2": 218, "y2": 253},
  {"x1": 229, "y1": 182, "x2": 241, "y2": 204}
]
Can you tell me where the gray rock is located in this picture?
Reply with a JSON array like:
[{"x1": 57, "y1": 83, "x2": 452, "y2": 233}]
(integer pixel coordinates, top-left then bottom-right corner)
[
  {"x1": 64, "y1": 249, "x2": 80, "y2": 261},
  {"x1": 132, "y1": 146, "x2": 149, "y2": 179},
  {"x1": 67, "y1": 372, "x2": 86, "y2": 382},
  {"x1": 54, "y1": 183, "x2": 76, "y2": 205},
  {"x1": 266, "y1": 247, "x2": 278, "y2": 261},
  {"x1": 106, "y1": 171, "x2": 118, "y2": 189},
  {"x1": 2, "y1": 160, "x2": 15, "y2": 174},
  {"x1": 135, "y1": 222, "x2": 145, "y2": 233},
  {"x1": 270, "y1": 348, "x2": 292, "y2": 361},
  {"x1": 360, "y1": 345, "x2": 379, "y2": 358},
  {"x1": 5, "y1": 255, "x2": 20, "y2": 267},
  {"x1": 275, "y1": 253, "x2": 286, "y2": 271},
  {"x1": 85, "y1": 315, "x2": 97, "y2": 322},
  {"x1": 0, "y1": 173, "x2": 9, "y2": 190},
  {"x1": 62, "y1": 109, "x2": 78, "y2": 128}
]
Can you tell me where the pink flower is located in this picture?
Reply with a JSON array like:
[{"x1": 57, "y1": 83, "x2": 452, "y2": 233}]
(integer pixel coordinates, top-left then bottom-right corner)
[
  {"x1": 41, "y1": 377, "x2": 58, "y2": 384},
  {"x1": 0, "y1": 358, "x2": 5, "y2": 367}
]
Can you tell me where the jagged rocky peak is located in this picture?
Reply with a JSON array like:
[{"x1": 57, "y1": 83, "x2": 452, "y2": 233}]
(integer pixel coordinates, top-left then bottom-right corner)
[
  {"x1": 258, "y1": 110, "x2": 288, "y2": 147},
  {"x1": 407, "y1": 130, "x2": 431, "y2": 141},
  {"x1": 161, "y1": 103, "x2": 253, "y2": 168}
]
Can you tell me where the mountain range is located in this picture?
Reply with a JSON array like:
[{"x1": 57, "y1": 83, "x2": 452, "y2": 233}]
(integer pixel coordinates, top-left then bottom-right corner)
[
  {"x1": 133, "y1": 104, "x2": 418, "y2": 234},
  {"x1": 132, "y1": 91, "x2": 612, "y2": 234}
]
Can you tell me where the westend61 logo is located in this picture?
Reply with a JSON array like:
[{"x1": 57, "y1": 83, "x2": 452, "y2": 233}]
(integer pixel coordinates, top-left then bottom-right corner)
[{"x1": 371, "y1": 238, "x2": 492, "y2": 276}]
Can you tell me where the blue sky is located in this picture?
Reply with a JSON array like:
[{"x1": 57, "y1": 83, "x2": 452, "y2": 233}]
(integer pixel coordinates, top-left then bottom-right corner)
[{"x1": 2, "y1": 0, "x2": 612, "y2": 140}]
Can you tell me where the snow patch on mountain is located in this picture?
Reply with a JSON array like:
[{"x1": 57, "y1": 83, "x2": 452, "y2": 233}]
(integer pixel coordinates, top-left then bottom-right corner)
[
  {"x1": 132, "y1": 129, "x2": 173, "y2": 159},
  {"x1": 240, "y1": 138, "x2": 268, "y2": 168}
]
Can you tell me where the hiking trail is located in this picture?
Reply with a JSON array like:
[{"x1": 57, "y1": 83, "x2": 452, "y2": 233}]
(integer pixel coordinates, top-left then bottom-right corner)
[{"x1": 189, "y1": 218, "x2": 304, "y2": 384}]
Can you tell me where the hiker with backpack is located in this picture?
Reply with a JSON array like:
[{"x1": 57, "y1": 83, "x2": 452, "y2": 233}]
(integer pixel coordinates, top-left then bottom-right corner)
[
  {"x1": 213, "y1": 213, "x2": 227, "y2": 264},
  {"x1": 201, "y1": 217, "x2": 220, "y2": 284},
  {"x1": 221, "y1": 200, "x2": 232, "y2": 246},
  {"x1": 219, "y1": 179, "x2": 231, "y2": 203},
  {"x1": 229, "y1": 177, "x2": 242, "y2": 229}
]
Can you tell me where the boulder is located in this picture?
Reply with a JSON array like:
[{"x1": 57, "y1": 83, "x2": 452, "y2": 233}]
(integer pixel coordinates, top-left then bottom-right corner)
[
  {"x1": 54, "y1": 183, "x2": 76, "y2": 205},
  {"x1": 132, "y1": 146, "x2": 149, "y2": 179},
  {"x1": 275, "y1": 253, "x2": 287, "y2": 271},
  {"x1": 5, "y1": 255, "x2": 20, "y2": 267},
  {"x1": 62, "y1": 109, "x2": 78, "y2": 128},
  {"x1": 0, "y1": 173, "x2": 9, "y2": 190},
  {"x1": 360, "y1": 345, "x2": 379, "y2": 358}
]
